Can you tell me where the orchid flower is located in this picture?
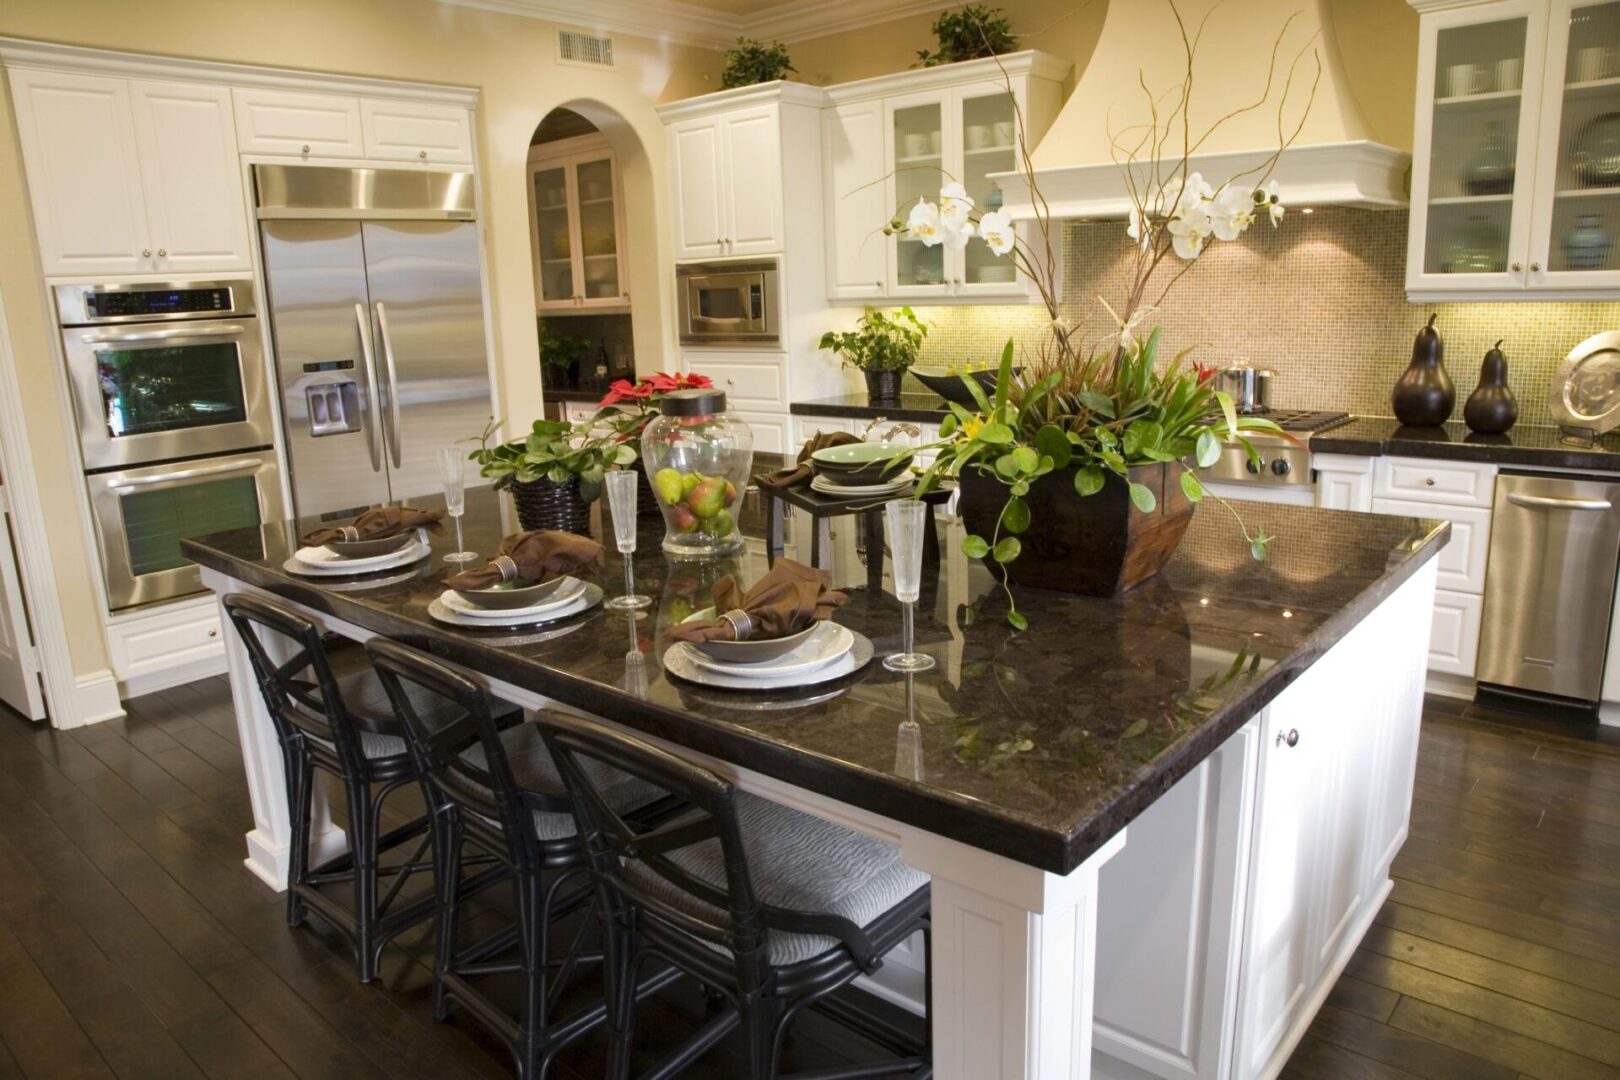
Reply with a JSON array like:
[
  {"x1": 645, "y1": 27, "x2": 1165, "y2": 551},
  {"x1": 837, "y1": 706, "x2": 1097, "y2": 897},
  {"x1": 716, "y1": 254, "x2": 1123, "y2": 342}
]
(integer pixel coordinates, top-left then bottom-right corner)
[
  {"x1": 1173, "y1": 172, "x2": 1214, "y2": 216},
  {"x1": 1208, "y1": 185, "x2": 1256, "y2": 242},
  {"x1": 1257, "y1": 179, "x2": 1284, "y2": 225},
  {"x1": 1167, "y1": 205, "x2": 1210, "y2": 260},
  {"x1": 978, "y1": 209, "x2": 1015, "y2": 255},
  {"x1": 906, "y1": 199, "x2": 944, "y2": 246},
  {"x1": 939, "y1": 181, "x2": 974, "y2": 226},
  {"x1": 1099, "y1": 297, "x2": 1158, "y2": 353},
  {"x1": 1126, "y1": 205, "x2": 1153, "y2": 252}
]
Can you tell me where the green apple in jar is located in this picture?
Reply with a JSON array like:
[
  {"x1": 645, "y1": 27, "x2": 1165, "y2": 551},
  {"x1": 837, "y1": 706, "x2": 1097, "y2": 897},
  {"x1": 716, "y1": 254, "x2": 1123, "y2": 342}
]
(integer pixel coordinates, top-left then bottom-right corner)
[{"x1": 653, "y1": 467, "x2": 685, "y2": 506}]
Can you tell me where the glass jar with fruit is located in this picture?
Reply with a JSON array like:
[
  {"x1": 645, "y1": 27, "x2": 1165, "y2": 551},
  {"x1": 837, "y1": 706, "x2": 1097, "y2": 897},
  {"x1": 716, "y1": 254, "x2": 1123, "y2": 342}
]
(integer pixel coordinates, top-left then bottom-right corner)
[{"x1": 640, "y1": 388, "x2": 753, "y2": 558}]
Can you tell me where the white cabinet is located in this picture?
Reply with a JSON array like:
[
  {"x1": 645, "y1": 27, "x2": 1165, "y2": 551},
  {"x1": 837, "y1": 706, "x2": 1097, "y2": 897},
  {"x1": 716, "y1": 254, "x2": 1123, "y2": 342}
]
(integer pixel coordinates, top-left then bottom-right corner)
[
  {"x1": 1314, "y1": 453, "x2": 1375, "y2": 511},
  {"x1": 821, "y1": 52, "x2": 1068, "y2": 303},
  {"x1": 128, "y1": 81, "x2": 253, "y2": 273},
  {"x1": 232, "y1": 88, "x2": 364, "y2": 157},
  {"x1": 730, "y1": 410, "x2": 788, "y2": 454},
  {"x1": 359, "y1": 97, "x2": 474, "y2": 164},
  {"x1": 8, "y1": 68, "x2": 250, "y2": 275},
  {"x1": 668, "y1": 105, "x2": 785, "y2": 259},
  {"x1": 529, "y1": 135, "x2": 630, "y2": 312},
  {"x1": 1407, "y1": 0, "x2": 1620, "y2": 298},
  {"x1": 1428, "y1": 587, "x2": 1486, "y2": 674},
  {"x1": 105, "y1": 594, "x2": 226, "y2": 695}
]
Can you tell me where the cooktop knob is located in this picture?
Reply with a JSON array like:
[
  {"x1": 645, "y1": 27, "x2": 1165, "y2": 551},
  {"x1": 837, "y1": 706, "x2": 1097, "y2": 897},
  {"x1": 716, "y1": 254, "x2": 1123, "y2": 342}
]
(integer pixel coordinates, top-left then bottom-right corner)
[
  {"x1": 1271, "y1": 458, "x2": 1291, "y2": 477},
  {"x1": 1246, "y1": 458, "x2": 1262, "y2": 474}
]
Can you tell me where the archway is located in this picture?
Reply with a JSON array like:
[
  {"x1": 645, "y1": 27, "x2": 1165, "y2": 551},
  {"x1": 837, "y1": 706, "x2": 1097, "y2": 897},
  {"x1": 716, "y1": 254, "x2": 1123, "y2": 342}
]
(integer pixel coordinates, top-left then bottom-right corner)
[{"x1": 525, "y1": 101, "x2": 663, "y2": 410}]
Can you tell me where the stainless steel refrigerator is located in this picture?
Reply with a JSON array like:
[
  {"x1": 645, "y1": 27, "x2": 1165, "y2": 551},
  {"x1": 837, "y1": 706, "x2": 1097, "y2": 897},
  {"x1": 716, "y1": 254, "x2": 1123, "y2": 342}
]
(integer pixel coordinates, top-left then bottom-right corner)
[{"x1": 255, "y1": 164, "x2": 494, "y2": 520}]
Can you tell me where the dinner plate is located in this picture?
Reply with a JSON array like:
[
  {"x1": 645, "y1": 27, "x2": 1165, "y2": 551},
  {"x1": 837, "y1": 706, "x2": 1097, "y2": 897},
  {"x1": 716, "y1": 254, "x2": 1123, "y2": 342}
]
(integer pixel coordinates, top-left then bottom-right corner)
[
  {"x1": 684, "y1": 622, "x2": 854, "y2": 680},
  {"x1": 438, "y1": 576, "x2": 586, "y2": 619},
  {"x1": 284, "y1": 538, "x2": 429, "y2": 577},
  {"x1": 810, "y1": 475, "x2": 914, "y2": 498},
  {"x1": 426, "y1": 582, "x2": 602, "y2": 630},
  {"x1": 663, "y1": 629, "x2": 872, "y2": 691}
]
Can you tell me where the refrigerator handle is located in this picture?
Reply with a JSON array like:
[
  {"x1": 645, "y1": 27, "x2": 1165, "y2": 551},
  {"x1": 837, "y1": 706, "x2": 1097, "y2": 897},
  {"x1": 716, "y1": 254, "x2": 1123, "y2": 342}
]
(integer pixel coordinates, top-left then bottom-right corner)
[
  {"x1": 375, "y1": 301, "x2": 404, "y2": 470},
  {"x1": 353, "y1": 303, "x2": 384, "y2": 473}
]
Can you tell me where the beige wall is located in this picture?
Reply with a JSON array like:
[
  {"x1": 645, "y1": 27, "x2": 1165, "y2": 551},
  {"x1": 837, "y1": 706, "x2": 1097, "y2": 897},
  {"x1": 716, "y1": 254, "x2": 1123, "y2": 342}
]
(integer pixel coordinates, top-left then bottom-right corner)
[{"x1": 0, "y1": 0, "x2": 722, "y2": 679}]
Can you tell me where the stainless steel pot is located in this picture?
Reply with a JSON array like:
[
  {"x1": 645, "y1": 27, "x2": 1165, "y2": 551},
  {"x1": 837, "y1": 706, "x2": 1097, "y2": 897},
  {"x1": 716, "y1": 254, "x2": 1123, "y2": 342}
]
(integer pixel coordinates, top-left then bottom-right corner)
[{"x1": 1218, "y1": 364, "x2": 1275, "y2": 413}]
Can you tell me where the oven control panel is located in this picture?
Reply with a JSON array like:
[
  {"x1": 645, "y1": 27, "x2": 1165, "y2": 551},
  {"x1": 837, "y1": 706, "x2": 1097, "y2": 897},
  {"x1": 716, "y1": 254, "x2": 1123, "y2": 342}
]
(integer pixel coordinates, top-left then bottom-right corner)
[
  {"x1": 54, "y1": 279, "x2": 256, "y2": 326},
  {"x1": 87, "y1": 287, "x2": 233, "y2": 320}
]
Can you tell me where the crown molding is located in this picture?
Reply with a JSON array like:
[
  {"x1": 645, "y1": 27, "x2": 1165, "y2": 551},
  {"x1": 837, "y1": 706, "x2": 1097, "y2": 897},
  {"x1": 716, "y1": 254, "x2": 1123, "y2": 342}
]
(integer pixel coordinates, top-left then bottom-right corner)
[
  {"x1": 0, "y1": 36, "x2": 479, "y2": 105},
  {"x1": 655, "y1": 77, "x2": 828, "y2": 120},
  {"x1": 824, "y1": 49, "x2": 1070, "y2": 103},
  {"x1": 436, "y1": 0, "x2": 957, "y2": 48}
]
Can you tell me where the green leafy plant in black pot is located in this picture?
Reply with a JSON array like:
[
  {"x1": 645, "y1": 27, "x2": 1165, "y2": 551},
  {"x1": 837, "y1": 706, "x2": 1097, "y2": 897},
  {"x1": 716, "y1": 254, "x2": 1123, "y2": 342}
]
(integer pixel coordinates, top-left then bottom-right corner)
[
  {"x1": 721, "y1": 37, "x2": 796, "y2": 88},
  {"x1": 818, "y1": 306, "x2": 928, "y2": 403},
  {"x1": 539, "y1": 322, "x2": 590, "y2": 389},
  {"x1": 916, "y1": 5, "x2": 1016, "y2": 67},
  {"x1": 468, "y1": 418, "x2": 635, "y2": 536}
]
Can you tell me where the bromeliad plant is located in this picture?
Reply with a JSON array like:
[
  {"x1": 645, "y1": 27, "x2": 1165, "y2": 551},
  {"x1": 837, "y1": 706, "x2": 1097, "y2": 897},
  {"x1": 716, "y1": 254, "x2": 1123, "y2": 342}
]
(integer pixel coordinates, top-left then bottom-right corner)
[
  {"x1": 903, "y1": 0, "x2": 1322, "y2": 628},
  {"x1": 467, "y1": 418, "x2": 634, "y2": 505}
]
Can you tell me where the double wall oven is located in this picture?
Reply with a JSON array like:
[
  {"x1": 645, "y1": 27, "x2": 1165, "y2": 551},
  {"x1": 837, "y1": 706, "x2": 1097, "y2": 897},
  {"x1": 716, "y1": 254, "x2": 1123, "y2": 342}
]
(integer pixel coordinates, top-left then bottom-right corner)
[{"x1": 56, "y1": 281, "x2": 283, "y2": 610}]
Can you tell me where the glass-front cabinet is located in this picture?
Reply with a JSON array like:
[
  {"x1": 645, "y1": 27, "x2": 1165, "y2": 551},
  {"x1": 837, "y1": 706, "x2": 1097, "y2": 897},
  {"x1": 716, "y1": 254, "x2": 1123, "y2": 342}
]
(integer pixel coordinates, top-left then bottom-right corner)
[
  {"x1": 1409, "y1": 0, "x2": 1620, "y2": 297},
  {"x1": 527, "y1": 134, "x2": 629, "y2": 313}
]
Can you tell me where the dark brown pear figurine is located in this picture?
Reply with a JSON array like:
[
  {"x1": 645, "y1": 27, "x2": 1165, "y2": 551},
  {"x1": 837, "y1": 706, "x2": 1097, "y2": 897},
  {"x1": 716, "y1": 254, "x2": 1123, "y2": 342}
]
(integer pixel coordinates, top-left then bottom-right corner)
[
  {"x1": 1392, "y1": 314, "x2": 1455, "y2": 427},
  {"x1": 1463, "y1": 339, "x2": 1518, "y2": 434}
]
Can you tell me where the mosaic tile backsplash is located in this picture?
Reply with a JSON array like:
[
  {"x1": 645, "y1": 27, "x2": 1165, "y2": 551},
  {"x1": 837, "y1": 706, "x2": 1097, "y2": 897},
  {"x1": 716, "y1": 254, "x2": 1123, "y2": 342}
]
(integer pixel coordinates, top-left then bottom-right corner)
[{"x1": 906, "y1": 208, "x2": 1620, "y2": 429}]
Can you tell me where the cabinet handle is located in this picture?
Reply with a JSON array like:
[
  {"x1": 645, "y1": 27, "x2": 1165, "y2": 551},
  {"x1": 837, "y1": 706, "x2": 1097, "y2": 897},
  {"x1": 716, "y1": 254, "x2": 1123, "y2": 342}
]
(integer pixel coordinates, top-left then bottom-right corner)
[
  {"x1": 141, "y1": 248, "x2": 152, "y2": 258},
  {"x1": 418, "y1": 150, "x2": 428, "y2": 160},
  {"x1": 301, "y1": 143, "x2": 311, "y2": 154},
  {"x1": 1511, "y1": 262, "x2": 1522, "y2": 272},
  {"x1": 1276, "y1": 728, "x2": 1300, "y2": 748},
  {"x1": 1531, "y1": 261, "x2": 1542, "y2": 272}
]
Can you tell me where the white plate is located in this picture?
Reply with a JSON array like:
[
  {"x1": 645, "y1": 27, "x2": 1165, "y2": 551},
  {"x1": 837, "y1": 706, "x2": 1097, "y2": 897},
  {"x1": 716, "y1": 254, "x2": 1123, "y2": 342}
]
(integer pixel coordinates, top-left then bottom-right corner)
[
  {"x1": 284, "y1": 537, "x2": 429, "y2": 577},
  {"x1": 684, "y1": 622, "x2": 854, "y2": 680},
  {"x1": 664, "y1": 630, "x2": 873, "y2": 691},
  {"x1": 438, "y1": 576, "x2": 586, "y2": 619},
  {"x1": 810, "y1": 475, "x2": 914, "y2": 497},
  {"x1": 426, "y1": 583, "x2": 602, "y2": 629}
]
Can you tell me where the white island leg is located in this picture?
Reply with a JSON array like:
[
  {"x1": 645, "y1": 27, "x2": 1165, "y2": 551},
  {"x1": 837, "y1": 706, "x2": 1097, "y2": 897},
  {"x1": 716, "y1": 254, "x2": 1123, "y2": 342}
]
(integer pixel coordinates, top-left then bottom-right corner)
[
  {"x1": 205, "y1": 569, "x2": 347, "y2": 890},
  {"x1": 906, "y1": 828, "x2": 1128, "y2": 1080}
]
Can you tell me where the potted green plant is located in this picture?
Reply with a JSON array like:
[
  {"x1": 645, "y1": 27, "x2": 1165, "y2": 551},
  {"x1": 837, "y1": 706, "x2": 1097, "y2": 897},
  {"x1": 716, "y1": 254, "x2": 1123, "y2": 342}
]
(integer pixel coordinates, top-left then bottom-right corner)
[
  {"x1": 894, "y1": 1, "x2": 1318, "y2": 627},
  {"x1": 916, "y1": 5, "x2": 1016, "y2": 67},
  {"x1": 818, "y1": 306, "x2": 928, "y2": 403},
  {"x1": 467, "y1": 418, "x2": 635, "y2": 536},
  {"x1": 721, "y1": 37, "x2": 795, "y2": 88},
  {"x1": 539, "y1": 323, "x2": 590, "y2": 389}
]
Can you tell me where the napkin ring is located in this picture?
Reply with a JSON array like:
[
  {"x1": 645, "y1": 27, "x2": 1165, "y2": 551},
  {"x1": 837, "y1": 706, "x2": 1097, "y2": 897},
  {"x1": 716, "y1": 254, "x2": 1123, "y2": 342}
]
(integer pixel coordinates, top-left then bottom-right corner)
[
  {"x1": 719, "y1": 608, "x2": 754, "y2": 640},
  {"x1": 493, "y1": 555, "x2": 520, "y2": 583},
  {"x1": 339, "y1": 526, "x2": 360, "y2": 542}
]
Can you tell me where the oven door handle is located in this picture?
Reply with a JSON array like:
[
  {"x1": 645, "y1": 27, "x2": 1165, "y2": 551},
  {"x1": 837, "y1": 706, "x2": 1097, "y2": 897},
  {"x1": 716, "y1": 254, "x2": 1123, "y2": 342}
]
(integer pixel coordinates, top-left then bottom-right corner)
[
  {"x1": 354, "y1": 303, "x2": 384, "y2": 474},
  {"x1": 375, "y1": 302, "x2": 403, "y2": 470},
  {"x1": 108, "y1": 457, "x2": 265, "y2": 492},
  {"x1": 81, "y1": 324, "x2": 248, "y2": 345}
]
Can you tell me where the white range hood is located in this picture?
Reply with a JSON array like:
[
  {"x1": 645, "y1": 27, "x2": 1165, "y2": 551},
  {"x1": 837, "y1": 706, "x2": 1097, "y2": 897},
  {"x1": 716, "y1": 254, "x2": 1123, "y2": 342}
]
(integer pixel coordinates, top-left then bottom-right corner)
[{"x1": 995, "y1": 0, "x2": 1418, "y2": 220}]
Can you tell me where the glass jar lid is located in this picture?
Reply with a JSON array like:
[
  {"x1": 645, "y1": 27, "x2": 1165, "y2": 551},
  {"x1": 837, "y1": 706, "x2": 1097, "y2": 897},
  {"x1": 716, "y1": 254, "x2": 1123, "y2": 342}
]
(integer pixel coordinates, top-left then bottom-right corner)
[{"x1": 659, "y1": 388, "x2": 727, "y2": 416}]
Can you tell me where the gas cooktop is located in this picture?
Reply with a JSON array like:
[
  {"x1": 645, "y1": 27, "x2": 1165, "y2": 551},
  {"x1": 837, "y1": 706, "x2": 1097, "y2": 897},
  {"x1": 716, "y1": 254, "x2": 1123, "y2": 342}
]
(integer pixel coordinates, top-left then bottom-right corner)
[{"x1": 1245, "y1": 410, "x2": 1351, "y2": 434}]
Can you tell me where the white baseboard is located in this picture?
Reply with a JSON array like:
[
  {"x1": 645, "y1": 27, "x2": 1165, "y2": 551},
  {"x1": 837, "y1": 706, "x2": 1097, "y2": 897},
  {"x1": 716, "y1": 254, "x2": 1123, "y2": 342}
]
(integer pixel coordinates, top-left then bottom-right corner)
[
  {"x1": 1424, "y1": 671, "x2": 1475, "y2": 701},
  {"x1": 119, "y1": 652, "x2": 228, "y2": 698},
  {"x1": 244, "y1": 823, "x2": 347, "y2": 893},
  {"x1": 59, "y1": 669, "x2": 125, "y2": 729}
]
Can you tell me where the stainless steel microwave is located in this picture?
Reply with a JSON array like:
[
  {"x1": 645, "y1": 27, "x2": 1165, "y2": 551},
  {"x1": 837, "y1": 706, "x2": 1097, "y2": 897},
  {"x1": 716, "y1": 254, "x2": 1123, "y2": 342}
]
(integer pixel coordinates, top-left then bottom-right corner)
[{"x1": 676, "y1": 260, "x2": 780, "y2": 346}]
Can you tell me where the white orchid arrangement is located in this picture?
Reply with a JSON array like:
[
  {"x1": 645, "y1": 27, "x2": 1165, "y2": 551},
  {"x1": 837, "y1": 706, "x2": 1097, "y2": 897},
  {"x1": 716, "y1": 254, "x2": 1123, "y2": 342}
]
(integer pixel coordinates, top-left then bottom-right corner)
[
  {"x1": 901, "y1": 181, "x2": 1017, "y2": 256},
  {"x1": 1132, "y1": 175, "x2": 1285, "y2": 260}
]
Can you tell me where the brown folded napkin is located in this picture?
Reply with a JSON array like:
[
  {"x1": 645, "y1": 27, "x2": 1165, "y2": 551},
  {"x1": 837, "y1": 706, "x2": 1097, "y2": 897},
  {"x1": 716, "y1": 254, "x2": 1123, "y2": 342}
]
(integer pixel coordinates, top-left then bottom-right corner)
[
  {"x1": 444, "y1": 530, "x2": 603, "y2": 591},
  {"x1": 300, "y1": 506, "x2": 445, "y2": 548},
  {"x1": 756, "y1": 430, "x2": 862, "y2": 491},
  {"x1": 668, "y1": 559, "x2": 847, "y2": 644}
]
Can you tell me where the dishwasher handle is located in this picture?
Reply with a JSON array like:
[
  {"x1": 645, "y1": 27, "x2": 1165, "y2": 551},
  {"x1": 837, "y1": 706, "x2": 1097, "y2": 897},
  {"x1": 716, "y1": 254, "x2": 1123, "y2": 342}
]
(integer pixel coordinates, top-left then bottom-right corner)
[{"x1": 1506, "y1": 492, "x2": 1614, "y2": 512}]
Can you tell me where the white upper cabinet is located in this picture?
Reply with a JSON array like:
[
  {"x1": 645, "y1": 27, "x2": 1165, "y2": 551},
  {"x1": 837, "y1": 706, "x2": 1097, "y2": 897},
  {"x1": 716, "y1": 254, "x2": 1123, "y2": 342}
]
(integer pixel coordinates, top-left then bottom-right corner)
[
  {"x1": 359, "y1": 98, "x2": 474, "y2": 164},
  {"x1": 232, "y1": 88, "x2": 364, "y2": 158},
  {"x1": 8, "y1": 69, "x2": 152, "y2": 275},
  {"x1": 1408, "y1": 0, "x2": 1620, "y2": 298},
  {"x1": 824, "y1": 99, "x2": 888, "y2": 298},
  {"x1": 668, "y1": 105, "x2": 785, "y2": 260},
  {"x1": 9, "y1": 68, "x2": 249, "y2": 275},
  {"x1": 821, "y1": 52, "x2": 1069, "y2": 304},
  {"x1": 528, "y1": 134, "x2": 630, "y2": 312},
  {"x1": 128, "y1": 81, "x2": 252, "y2": 273}
]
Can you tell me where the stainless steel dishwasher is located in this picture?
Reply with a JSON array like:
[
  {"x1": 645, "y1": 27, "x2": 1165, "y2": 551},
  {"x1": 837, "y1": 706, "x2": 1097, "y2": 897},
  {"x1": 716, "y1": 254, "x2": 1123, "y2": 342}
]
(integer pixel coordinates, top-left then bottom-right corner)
[{"x1": 1478, "y1": 471, "x2": 1620, "y2": 703}]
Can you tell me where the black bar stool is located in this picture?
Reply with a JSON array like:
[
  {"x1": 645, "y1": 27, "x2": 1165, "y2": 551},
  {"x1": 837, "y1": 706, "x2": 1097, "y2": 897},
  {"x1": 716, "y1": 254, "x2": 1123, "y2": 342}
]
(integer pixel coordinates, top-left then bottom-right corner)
[
  {"x1": 363, "y1": 638, "x2": 680, "y2": 1079},
  {"x1": 222, "y1": 593, "x2": 452, "y2": 982},
  {"x1": 539, "y1": 712, "x2": 932, "y2": 1080}
]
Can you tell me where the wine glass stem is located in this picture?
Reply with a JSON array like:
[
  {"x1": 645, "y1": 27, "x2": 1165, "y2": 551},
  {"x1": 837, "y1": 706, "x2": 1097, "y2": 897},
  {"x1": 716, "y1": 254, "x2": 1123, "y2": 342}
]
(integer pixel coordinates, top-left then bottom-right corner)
[
  {"x1": 453, "y1": 515, "x2": 465, "y2": 553},
  {"x1": 623, "y1": 554, "x2": 635, "y2": 599},
  {"x1": 902, "y1": 600, "x2": 915, "y2": 657}
]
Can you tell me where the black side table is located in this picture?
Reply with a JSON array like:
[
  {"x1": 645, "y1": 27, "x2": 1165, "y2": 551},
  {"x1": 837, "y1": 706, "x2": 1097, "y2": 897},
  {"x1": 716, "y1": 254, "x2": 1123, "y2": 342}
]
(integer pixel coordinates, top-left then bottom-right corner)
[{"x1": 756, "y1": 481, "x2": 951, "y2": 590}]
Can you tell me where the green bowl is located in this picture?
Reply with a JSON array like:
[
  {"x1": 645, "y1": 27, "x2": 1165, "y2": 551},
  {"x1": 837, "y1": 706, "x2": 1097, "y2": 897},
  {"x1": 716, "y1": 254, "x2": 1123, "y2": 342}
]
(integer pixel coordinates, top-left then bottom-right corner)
[{"x1": 810, "y1": 442, "x2": 914, "y2": 482}]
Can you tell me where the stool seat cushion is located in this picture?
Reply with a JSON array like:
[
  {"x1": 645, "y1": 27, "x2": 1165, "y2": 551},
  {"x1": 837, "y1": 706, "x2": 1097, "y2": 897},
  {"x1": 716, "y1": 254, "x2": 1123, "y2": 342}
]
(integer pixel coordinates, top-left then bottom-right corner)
[
  {"x1": 632, "y1": 793, "x2": 928, "y2": 964},
  {"x1": 459, "y1": 722, "x2": 664, "y2": 840}
]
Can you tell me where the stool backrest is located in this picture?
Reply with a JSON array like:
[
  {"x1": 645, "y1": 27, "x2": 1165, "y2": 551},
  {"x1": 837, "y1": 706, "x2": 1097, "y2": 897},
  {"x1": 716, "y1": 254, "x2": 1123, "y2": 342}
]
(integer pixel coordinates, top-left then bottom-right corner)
[
  {"x1": 363, "y1": 637, "x2": 533, "y2": 839},
  {"x1": 539, "y1": 713, "x2": 767, "y2": 961},
  {"x1": 221, "y1": 593, "x2": 366, "y2": 771}
]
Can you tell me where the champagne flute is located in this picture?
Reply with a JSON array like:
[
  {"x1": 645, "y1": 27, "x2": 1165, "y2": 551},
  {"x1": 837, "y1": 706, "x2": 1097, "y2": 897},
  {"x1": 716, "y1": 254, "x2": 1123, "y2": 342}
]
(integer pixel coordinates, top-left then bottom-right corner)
[
  {"x1": 604, "y1": 469, "x2": 651, "y2": 611},
  {"x1": 439, "y1": 447, "x2": 478, "y2": 564},
  {"x1": 883, "y1": 500, "x2": 935, "y2": 672}
]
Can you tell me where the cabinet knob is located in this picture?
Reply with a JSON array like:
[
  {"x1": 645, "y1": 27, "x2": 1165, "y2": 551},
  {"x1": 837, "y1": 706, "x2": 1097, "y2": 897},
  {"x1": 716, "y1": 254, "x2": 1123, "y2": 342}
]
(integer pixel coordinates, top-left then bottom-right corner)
[
  {"x1": 1424, "y1": 476, "x2": 1436, "y2": 486},
  {"x1": 418, "y1": 150, "x2": 428, "y2": 160},
  {"x1": 141, "y1": 248, "x2": 151, "y2": 258},
  {"x1": 1531, "y1": 261, "x2": 1542, "y2": 272},
  {"x1": 1511, "y1": 262, "x2": 1522, "y2": 272},
  {"x1": 715, "y1": 238, "x2": 723, "y2": 246},
  {"x1": 301, "y1": 143, "x2": 311, "y2": 154},
  {"x1": 1276, "y1": 728, "x2": 1300, "y2": 748},
  {"x1": 157, "y1": 248, "x2": 167, "y2": 257},
  {"x1": 208, "y1": 628, "x2": 218, "y2": 638}
]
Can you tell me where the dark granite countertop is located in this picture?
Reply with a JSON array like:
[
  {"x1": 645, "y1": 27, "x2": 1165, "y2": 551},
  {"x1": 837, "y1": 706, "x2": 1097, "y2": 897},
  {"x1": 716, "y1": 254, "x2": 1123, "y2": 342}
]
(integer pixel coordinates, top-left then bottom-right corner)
[
  {"x1": 182, "y1": 476, "x2": 1446, "y2": 875},
  {"x1": 791, "y1": 395, "x2": 950, "y2": 424},
  {"x1": 1314, "y1": 417, "x2": 1620, "y2": 472}
]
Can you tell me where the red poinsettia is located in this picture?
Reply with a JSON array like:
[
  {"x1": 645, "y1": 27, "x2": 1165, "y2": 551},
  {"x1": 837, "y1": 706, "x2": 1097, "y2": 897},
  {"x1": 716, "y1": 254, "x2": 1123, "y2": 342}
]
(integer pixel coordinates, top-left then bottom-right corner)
[
  {"x1": 598, "y1": 371, "x2": 712, "y2": 408},
  {"x1": 599, "y1": 378, "x2": 654, "y2": 407}
]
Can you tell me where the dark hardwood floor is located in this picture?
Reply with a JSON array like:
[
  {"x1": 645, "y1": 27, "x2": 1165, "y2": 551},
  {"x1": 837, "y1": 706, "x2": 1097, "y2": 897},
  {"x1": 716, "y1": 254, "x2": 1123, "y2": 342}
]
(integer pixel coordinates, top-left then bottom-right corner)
[{"x1": 0, "y1": 679, "x2": 1617, "y2": 1078}]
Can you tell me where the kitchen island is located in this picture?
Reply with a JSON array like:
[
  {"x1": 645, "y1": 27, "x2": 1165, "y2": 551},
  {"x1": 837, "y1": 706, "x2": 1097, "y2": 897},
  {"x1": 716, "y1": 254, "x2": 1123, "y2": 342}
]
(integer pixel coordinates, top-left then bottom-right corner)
[{"x1": 183, "y1": 480, "x2": 1446, "y2": 1080}]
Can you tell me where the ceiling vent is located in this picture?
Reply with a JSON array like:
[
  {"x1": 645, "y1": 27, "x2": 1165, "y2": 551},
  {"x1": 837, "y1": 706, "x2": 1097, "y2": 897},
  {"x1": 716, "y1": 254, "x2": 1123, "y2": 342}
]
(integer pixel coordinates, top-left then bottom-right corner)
[{"x1": 557, "y1": 29, "x2": 614, "y2": 69}]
